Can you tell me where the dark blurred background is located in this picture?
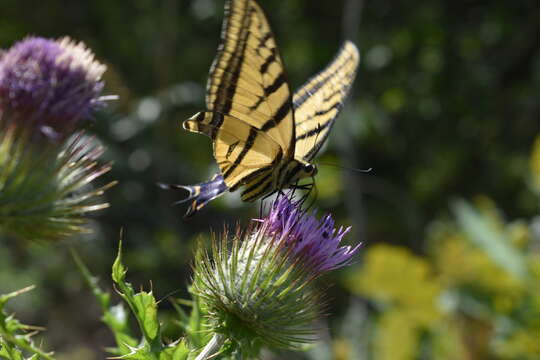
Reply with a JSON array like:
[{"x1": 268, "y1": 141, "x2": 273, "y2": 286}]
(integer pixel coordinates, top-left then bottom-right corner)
[{"x1": 1, "y1": 0, "x2": 540, "y2": 359}]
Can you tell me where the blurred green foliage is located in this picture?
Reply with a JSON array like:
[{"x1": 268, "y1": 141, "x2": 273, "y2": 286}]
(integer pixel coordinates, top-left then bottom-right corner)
[{"x1": 1, "y1": 0, "x2": 540, "y2": 358}]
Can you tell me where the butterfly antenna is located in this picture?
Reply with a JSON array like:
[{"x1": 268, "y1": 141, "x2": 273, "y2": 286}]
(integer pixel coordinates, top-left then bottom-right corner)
[
  {"x1": 317, "y1": 162, "x2": 373, "y2": 173},
  {"x1": 157, "y1": 288, "x2": 183, "y2": 303}
]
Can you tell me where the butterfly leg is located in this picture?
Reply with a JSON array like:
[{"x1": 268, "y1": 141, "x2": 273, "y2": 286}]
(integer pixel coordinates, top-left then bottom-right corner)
[
  {"x1": 290, "y1": 177, "x2": 318, "y2": 211},
  {"x1": 305, "y1": 176, "x2": 318, "y2": 211}
]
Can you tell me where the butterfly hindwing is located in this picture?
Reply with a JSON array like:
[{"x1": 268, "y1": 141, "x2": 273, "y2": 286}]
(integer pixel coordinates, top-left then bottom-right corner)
[
  {"x1": 293, "y1": 41, "x2": 360, "y2": 161},
  {"x1": 184, "y1": 111, "x2": 281, "y2": 191},
  {"x1": 205, "y1": 0, "x2": 295, "y2": 154},
  {"x1": 240, "y1": 171, "x2": 274, "y2": 202}
]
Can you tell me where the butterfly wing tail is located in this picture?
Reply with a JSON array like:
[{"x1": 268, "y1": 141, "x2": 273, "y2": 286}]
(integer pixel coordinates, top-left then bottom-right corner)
[
  {"x1": 159, "y1": 173, "x2": 228, "y2": 217},
  {"x1": 183, "y1": 111, "x2": 223, "y2": 138}
]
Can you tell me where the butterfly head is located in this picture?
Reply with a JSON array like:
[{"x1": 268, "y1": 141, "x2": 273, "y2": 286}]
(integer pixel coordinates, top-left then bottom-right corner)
[{"x1": 300, "y1": 162, "x2": 318, "y2": 178}]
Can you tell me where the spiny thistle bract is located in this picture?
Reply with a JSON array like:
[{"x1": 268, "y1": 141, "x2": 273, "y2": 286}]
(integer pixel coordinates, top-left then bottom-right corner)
[
  {"x1": 192, "y1": 194, "x2": 360, "y2": 358},
  {"x1": 0, "y1": 36, "x2": 114, "y2": 242}
]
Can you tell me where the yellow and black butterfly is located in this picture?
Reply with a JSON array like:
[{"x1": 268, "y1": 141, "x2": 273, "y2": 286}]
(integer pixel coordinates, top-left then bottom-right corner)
[{"x1": 175, "y1": 0, "x2": 359, "y2": 216}]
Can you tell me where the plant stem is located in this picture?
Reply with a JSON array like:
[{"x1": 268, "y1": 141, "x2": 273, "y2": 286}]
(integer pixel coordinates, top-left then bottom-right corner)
[{"x1": 195, "y1": 333, "x2": 225, "y2": 360}]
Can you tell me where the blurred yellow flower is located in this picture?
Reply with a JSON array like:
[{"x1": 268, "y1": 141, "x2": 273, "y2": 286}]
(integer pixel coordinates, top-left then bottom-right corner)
[
  {"x1": 473, "y1": 195, "x2": 530, "y2": 249},
  {"x1": 474, "y1": 195, "x2": 505, "y2": 232},
  {"x1": 373, "y1": 310, "x2": 420, "y2": 360},
  {"x1": 496, "y1": 328, "x2": 540, "y2": 360},
  {"x1": 430, "y1": 320, "x2": 469, "y2": 360},
  {"x1": 527, "y1": 256, "x2": 540, "y2": 313},
  {"x1": 433, "y1": 233, "x2": 524, "y2": 313},
  {"x1": 507, "y1": 221, "x2": 530, "y2": 249},
  {"x1": 348, "y1": 244, "x2": 441, "y2": 326},
  {"x1": 333, "y1": 338, "x2": 352, "y2": 360}
]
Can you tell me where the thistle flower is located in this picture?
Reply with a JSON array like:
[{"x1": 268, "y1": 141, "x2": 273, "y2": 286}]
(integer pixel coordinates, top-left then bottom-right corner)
[
  {"x1": 262, "y1": 195, "x2": 359, "y2": 275},
  {"x1": 0, "y1": 36, "x2": 114, "y2": 242},
  {"x1": 0, "y1": 36, "x2": 106, "y2": 139},
  {"x1": 192, "y1": 194, "x2": 360, "y2": 358}
]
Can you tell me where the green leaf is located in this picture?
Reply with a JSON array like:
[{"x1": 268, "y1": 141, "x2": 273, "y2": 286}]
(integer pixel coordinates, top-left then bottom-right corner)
[
  {"x1": 0, "y1": 347, "x2": 22, "y2": 360},
  {"x1": 131, "y1": 292, "x2": 159, "y2": 341},
  {"x1": 77, "y1": 239, "x2": 200, "y2": 359},
  {"x1": 102, "y1": 303, "x2": 138, "y2": 355},
  {"x1": 72, "y1": 248, "x2": 137, "y2": 355},
  {"x1": 159, "y1": 340, "x2": 190, "y2": 360},
  {"x1": 0, "y1": 341, "x2": 23, "y2": 360},
  {"x1": 109, "y1": 240, "x2": 164, "y2": 352},
  {"x1": 103, "y1": 303, "x2": 134, "y2": 337},
  {"x1": 117, "y1": 343, "x2": 156, "y2": 360},
  {"x1": 170, "y1": 299, "x2": 190, "y2": 332},
  {"x1": 451, "y1": 199, "x2": 527, "y2": 279},
  {"x1": 186, "y1": 294, "x2": 206, "y2": 348}
]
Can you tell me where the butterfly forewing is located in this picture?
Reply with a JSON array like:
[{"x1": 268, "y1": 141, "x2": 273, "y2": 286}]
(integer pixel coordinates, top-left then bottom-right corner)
[
  {"x1": 205, "y1": 0, "x2": 295, "y2": 153},
  {"x1": 293, "y1": 41, "x2": 360, "y2": 161}
]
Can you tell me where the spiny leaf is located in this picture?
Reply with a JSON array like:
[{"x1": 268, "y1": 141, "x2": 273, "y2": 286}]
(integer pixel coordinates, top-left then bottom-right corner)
[
  {"x1": 110, "y1": 240, "x2": 164, "y2": 352},
  {"x1": 132, "y1": 292, "x2": 159, "y2": 341},
  {"x1": 159, "y1": 340, "x2": 190, "y2": 360}
]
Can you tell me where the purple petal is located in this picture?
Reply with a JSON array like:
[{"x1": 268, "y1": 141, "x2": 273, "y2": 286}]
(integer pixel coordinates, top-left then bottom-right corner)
[{"x1": 259, "y1": 194, "x2": 360, "y2": 275}]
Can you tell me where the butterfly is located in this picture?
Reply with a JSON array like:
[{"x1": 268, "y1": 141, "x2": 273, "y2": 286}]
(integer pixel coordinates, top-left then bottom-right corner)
[{"x1": 174, "y1": 0, "x2": 359, "y2": 217}]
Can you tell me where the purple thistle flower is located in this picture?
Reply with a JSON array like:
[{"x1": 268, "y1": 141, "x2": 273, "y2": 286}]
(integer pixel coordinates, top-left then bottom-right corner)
[
  {"x1": 0, "y1": 36, "x2": 114, "y2": 242},
  {"x1": 261, "y1": 194, "x2": 360, "y2": 274},
  {"x1": 0, "y1": 36, "x2": 106, "y2": 139}
]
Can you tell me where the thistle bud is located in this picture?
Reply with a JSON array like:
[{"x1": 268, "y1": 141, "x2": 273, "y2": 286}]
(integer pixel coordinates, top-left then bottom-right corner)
[
  {"x1": 192, "y1": 194, "x2": 360, "y2": 358},
  {"x1": 0, "y1": 36, "x2": 114, "y2": 242}
]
